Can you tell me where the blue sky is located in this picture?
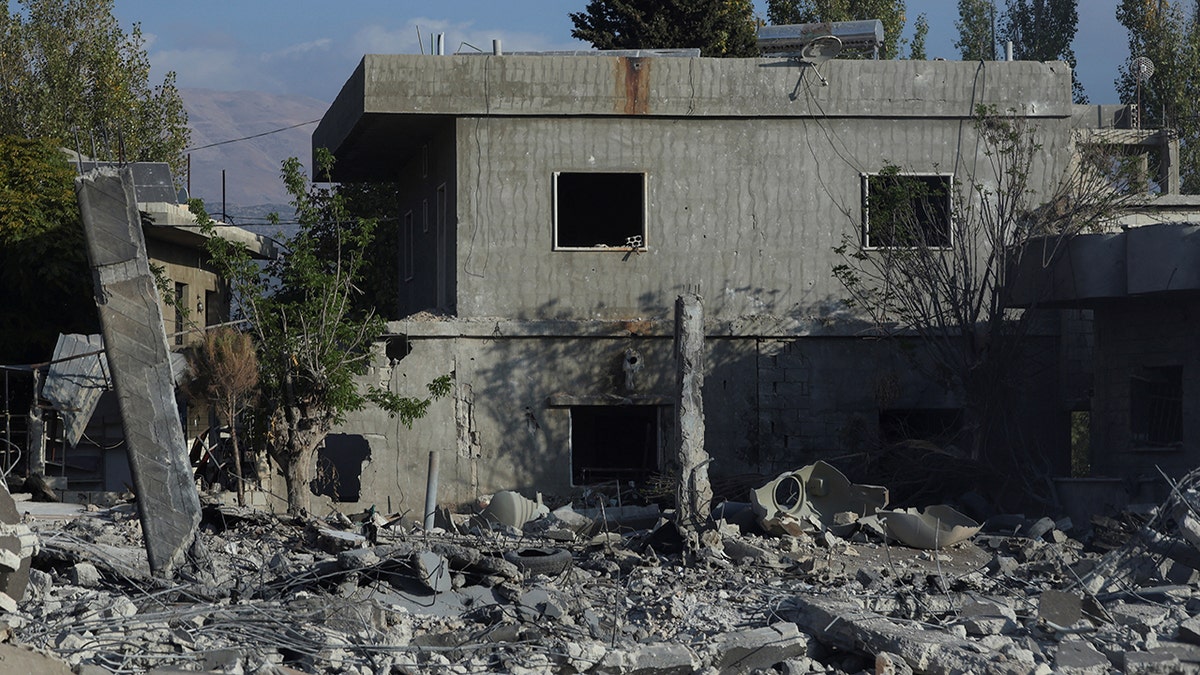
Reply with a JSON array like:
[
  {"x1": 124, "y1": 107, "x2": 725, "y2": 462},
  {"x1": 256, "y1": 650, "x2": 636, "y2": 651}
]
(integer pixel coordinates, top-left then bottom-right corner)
[{"x1": 109, "y1": 0, "x2": 1127, "y2": 104}]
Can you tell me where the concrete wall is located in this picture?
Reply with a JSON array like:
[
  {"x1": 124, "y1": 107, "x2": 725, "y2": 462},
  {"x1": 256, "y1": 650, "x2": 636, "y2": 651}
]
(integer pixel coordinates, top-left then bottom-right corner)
[{"x1": 450, "y1": 113, "x2": 1077, "y2": 322}]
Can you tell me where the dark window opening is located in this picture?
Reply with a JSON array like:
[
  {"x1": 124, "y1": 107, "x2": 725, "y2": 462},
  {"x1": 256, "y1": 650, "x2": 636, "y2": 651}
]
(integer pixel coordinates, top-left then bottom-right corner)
[
  {"x1": 205, "y1": 290, "x2": 219, "y2": 327},
  {"x1": 1131, "y1": 366, "x2": 1182, "y2": 447},
  {"x1": 555, "y1": 172, "x2": 646, "y2": 249},
  {"x1": 879, "y1": 408, "x2": 962, "y2": 445},
  {"x1": 311, "y1": 434, "x2": 371, "y2": 502},
  {"x1": 863, "y1": 173, "x2": 952, "y2": 248},
  {"x1": 570, "y1": 405, "x2": 660, "y2": 485}
]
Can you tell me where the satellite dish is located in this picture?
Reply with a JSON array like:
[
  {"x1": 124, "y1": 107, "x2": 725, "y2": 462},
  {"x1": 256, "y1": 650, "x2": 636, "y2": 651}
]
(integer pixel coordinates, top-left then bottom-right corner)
[
  {"x1": 801, "y1": 35, "x2": 843, "y2": 64},
  {"x1": 1132, "y1": 56, "x2": 1155, "y2": 82}
]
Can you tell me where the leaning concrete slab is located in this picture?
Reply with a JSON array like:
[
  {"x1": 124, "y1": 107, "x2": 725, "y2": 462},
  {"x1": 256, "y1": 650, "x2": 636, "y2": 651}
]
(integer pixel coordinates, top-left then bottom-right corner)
[{"x1": 75, "y1": 167, "x2": 202, "y2": 576}]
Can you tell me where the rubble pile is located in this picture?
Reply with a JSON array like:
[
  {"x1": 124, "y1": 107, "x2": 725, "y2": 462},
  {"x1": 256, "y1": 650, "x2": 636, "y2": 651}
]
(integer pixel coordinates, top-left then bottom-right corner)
[{"x1": 4, "y1": 471, "x2": 1200, "y2": 674}]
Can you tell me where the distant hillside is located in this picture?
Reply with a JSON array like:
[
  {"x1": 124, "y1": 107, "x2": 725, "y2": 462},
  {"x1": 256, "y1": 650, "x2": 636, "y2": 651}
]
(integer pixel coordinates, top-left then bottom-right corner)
[{"x1": 182, "y1": 88, "x2": 328, "y2": 211}]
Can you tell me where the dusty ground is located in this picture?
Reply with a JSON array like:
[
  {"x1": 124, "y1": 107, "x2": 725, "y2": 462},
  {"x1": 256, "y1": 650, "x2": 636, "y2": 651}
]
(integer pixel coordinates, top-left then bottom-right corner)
[{"x1": 4, "y1": 481, "x2": 1200, "y2": 674}]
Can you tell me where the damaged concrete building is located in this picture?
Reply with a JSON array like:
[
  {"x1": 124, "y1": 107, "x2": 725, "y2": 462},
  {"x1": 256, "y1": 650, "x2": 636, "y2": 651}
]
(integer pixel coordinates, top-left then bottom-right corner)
[
  {"x1": 308, "y1": 52, "x2": 1185, "y2": 515},
  {"x1": 3, "y1": 160, "x2": 278, "y2": 499}
]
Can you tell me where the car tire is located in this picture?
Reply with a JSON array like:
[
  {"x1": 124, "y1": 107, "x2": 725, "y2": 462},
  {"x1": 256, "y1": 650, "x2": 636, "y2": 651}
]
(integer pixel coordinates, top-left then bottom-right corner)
[{"x1": 503, "y1": 547, "x2": 572, "y2": 576}]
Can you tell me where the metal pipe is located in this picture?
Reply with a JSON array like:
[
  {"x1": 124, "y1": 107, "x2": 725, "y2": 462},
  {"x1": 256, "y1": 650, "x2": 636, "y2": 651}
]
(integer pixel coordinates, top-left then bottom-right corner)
[
  {"x1": 493, "y1": 39, "x2": 502, "y2": 56},
  {"x1": 423, "y1": 451, "x2": 439, "y2": 530},
  {"x1": 1006, "y1": 41, "x2": 1013, "y2": 62}
]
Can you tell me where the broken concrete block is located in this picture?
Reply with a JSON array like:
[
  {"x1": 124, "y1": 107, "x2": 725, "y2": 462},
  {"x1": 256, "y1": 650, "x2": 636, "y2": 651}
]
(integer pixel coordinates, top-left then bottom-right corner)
[
  {"x1": 709, "y1": 622, "x2": 810, "y2": 673},
  {"x1": 337, "y1": 547, "x2": 381, "y2": 571},
  {"x1": 875, "y1": 651, "x2": 914, "y2": 675},
  {"x1": 69, "y1": 562, "x2": 102, "y2": 587},
  {"x1": 1038, "y1": 589, "x2": 1083, "y2": 629},
  {"x1": 1110, "y1": 602, "x2": 1170, "y2": 637},
  {"x1": 987, "y1": 554, "x2": 1020, "y2": 577},
  {"x1": 316, "y1": 528, "x2": 367, "y2": 553},
  {"x1": 782, "y1": 594, "x2": 1030, "y2": 674},
  {"x1": 594, "y1": 642, "x2": 698, "y2": 675},
  {"x1": 413, "y1": 551, "x2": 450, "y2": 593},
  {"x1": 0, "y1": 643, "x2": 72, "y2": 675},
  {"x1": 1178, "y1": 615, "x2": 1200, "y2": 646},
  {"x1": 1054, "y1": 640, "x2": 1111, "y2": 674},
  {"x1": 959, "y1": 599, "x2": 1018, "y2": 636},
  {"x1": 1124, "y1": 650, "x2": 1181, "y2": 674},
  {"x1": 721, "y1": 537, "x2": 778, "y2": 565}
]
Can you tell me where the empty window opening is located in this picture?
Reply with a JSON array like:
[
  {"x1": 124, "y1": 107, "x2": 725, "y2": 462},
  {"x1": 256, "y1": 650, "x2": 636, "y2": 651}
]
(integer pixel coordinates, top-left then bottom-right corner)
[
  {"x1": 311, "y1": 434, "x2": 370, "y2": 502},
  {"x1": 205, "y1": 290, "x2": 219, "y2": 327},
  {"x1": 863, "y1": 172, "x2": 952, "y2": 248},
  {"x1": 879, "y1": 408, "x2": 962, "y2": 445},
  {"x1": 1130, "y1": 366, "x2": 1182, "y2": 447},
  {"x1": 555, "y1": 172, "x2": 646, "y2": 249},
  {"x1": 570, "y1": 405, "x2": 661, "y2": 485}
]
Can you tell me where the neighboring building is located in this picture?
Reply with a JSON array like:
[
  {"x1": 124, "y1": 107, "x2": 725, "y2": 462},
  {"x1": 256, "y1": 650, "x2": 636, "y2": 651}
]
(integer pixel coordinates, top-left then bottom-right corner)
[
  {"x1": 16, "y1": 160, "x2": 279, "y2": 496},
  {"x1": 308, "y1": 54, "x2": 1176, "y2": 514}
]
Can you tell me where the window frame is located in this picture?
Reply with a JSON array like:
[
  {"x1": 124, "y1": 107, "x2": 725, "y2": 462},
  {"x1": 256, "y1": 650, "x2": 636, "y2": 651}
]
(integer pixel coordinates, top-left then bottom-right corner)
[
  {"x1": 861, "y1": 171, "x2": 954, "y2": 250},
  {"x1": 552, "y1": 170, "x2": 649, "y2": 252},
  {"x1": 1129, "y1": 364, "x2": 1183, "y2": 450}
]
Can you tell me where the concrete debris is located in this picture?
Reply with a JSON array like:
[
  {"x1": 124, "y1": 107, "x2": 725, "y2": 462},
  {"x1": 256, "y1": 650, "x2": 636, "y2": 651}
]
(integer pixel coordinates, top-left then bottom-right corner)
[
  {"x1": 879, "y1": 505, "x2": 982, "y2": 549},
  {"x1": 7, "y1": 468, "x2": 1200, "y2": 674}
]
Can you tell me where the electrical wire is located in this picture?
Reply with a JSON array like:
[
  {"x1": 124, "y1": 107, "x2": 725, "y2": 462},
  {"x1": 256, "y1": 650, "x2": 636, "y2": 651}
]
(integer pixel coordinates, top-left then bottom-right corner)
[{"x1": 184, "y1": 119, "x2": 321, "y2": 153}]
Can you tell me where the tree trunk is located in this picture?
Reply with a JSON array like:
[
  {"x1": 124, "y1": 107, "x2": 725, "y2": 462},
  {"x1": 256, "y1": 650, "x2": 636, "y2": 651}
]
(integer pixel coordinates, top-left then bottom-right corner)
[
  {"x1": 283, "y1": 447, "x2": 314, "y2": 516},
  {"x1": 276, "y1": 419, "x2": 327, "y2": 516},
  {"x1": 229, "y1": 420, "x2": 245, "y2": 507}
]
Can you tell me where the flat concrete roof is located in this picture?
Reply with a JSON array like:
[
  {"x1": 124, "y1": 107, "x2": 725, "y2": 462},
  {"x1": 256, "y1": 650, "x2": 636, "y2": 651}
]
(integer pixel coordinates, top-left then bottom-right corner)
[{"x1": 315, "y1": 54, "x2": 1074, "y2": 181}]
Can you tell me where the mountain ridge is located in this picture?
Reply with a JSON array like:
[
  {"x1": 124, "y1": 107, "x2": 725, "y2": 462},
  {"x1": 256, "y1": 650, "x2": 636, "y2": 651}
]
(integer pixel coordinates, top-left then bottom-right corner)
[{"x1": 182, "y1": 88, "x2": 328, "y2": 211}]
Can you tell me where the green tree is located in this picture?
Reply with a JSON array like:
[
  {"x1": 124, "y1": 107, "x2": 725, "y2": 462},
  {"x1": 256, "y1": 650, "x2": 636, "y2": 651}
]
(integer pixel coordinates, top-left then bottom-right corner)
[
  {"x1": 185, "y1": 326, "x2": 259, "y2": 507},
  {"x1": 0, "y1": 0, "x2": 189, "y2": 176},
  {"x1": 955, "y1": 0, "x2": 997, "y2": 61},
  {"x1": 1117, "y1": 0, "x2": 1200, "y2": 192},
  {"x1": 908, "y1": 13, "x2": 928, "y2": 59},
  {"x1": 0, "y1": 136, "x2": 97, "y2": 363},
  {"x1": 200, "y1": 151, "x2": 449, "y2": 515},
  {"x1": 765, "y1": 0, "x2": 908, "y2": 58},
  {"x1": 570, "y1": 0, "x2": 759, "y2": 57},
  {"x1": 999, "y1": 0, "x2": 1086, "y2": 103}
]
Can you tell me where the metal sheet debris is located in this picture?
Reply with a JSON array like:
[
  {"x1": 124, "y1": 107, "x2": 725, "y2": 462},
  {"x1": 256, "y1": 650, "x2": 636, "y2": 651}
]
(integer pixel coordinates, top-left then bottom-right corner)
[
  {"x1": 878, "y1": 505, "x2": 982, "y2": 549},
  {"x1": 750, "y1": 461, "x2": 888, "y2": 536}
]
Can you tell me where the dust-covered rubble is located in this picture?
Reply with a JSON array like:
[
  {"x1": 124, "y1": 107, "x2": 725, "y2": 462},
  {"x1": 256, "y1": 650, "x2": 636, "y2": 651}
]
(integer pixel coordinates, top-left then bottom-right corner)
[{"x1": 4, "y1": 469, "x2": 1200, "y2": 673}]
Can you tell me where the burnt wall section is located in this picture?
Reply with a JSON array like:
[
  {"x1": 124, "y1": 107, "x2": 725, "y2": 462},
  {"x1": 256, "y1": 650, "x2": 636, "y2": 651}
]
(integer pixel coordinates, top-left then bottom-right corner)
[
  {"x1": 324, "y1": 318, "x2": 1065, "y2": 516},
  {"x1": 1091, "y1": 297, "x2": 1200, "y2": 484},
  {"x1": 75, "y1": 167, "x2": 202, "y2": 576}
]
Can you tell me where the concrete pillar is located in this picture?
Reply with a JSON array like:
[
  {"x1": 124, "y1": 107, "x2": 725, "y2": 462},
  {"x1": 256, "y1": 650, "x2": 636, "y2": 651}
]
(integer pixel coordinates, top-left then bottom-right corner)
[
  {"x1": 75, "y1": 167, "x2": 203, "y2": 577},
  {"x1": 674, "y1": 294, "x2": 712, "y2": 550}
]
